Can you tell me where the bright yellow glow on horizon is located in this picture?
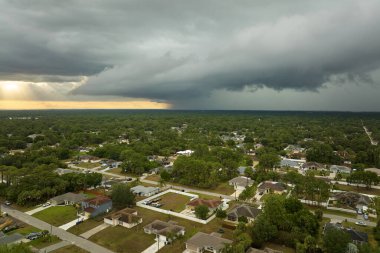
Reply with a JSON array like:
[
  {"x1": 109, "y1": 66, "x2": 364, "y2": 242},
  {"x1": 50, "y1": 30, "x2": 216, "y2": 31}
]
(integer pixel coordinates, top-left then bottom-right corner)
[
  {"x1": 1, "y1": 82, "x2": 22, "y2": 93},
  {"x1": 0, "y1": 100, "x2": 170, "y2": 110}
]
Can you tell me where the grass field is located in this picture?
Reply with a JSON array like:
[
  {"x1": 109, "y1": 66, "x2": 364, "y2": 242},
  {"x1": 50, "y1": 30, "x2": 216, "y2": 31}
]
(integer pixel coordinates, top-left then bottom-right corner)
[
  {"x1": 52, "y1": 245, "x2": 89, "y2": 253},
  {"x1": 33, "y1": 206, "x2": 78, "y2": 226},
  {"x1": 8, "y1": 224, "x2": 40, "y2": 236},
  {"x1": 159, "y1": 192, "x2": 191, "y2": 212},
  {"x1": 91, "y1": 206, "x2": 234, "y2": 253}
]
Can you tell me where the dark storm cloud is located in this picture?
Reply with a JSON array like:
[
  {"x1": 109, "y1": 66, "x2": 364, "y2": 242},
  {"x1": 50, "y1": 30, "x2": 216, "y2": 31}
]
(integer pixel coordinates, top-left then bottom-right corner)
[{"x1": 2, "y1": 0, "x2": 380, "y2": 106}]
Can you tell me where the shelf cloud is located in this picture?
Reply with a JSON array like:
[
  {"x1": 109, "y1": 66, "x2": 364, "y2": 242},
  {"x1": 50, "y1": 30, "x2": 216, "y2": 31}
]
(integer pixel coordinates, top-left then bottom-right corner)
[{"x1": 1, "y1": 0, "x2": 380, "y2": 109}]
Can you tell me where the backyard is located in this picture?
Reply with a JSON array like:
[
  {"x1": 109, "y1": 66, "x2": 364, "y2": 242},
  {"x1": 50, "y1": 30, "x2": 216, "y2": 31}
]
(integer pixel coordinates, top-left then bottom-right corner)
[
  {"x1": 158, "y1": 192, "x2": 192, "y2": 212},
  {"x1": 32, "y1": 206, "x2": 78, "y2": 226}
]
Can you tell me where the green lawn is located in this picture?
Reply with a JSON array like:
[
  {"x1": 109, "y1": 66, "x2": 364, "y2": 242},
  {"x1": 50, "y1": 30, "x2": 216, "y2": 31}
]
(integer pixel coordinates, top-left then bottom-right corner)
[
  {"x1": 8, "y1": 225, "x2": 40, "y2": 236},
  {"x1": 68, "y1": 215, "x2": 107, "y2": 235},
  {"x1": 28, "y1": 235, "x2": 61, "y2": 249},
  {"x1": 159, "y1": 192, "x2": 191, "y2": 212},
  {"x1": 52, "y1": 245, "x2": 89, "y2": 253},
  {"x1": 91, "y1": 206, "x2": 234, "y2": 253},
  {"x1": 33, "y1": 206, "x2": 78, "y2": 226}
]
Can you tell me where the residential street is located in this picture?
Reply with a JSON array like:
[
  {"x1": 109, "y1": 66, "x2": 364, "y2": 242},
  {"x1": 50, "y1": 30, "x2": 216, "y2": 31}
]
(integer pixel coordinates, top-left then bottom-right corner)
[
  {"x1": 323, "y1": 213, "x2": 376, "y2": 227},
  {"x1": 1, "y1": 205, "x2": 115, "y2": 253}
]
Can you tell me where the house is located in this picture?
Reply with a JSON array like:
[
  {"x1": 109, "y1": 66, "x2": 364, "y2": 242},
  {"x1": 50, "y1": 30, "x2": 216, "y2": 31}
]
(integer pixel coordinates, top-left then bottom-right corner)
[
  {"x1": 50, "y1": 192, "x2": 87, "y2": 206},
  {"x1": 82, "y1": 195, "x2": 112, "y2": 218},
  {"x1": 104, "y1": 208, "x2": 142, "y2": 228},
  {"x1": 227, "y1": 205, "x2": 261, "y2": 223},
  {"x1": 302, "y1": 162, "x2": 325, "y2": 171},
  {"x1": 185, "y1": 232, "x2": 232, "y2": 253},
  {"x1": 186, "y1": 198, "x2": 223, "y2": 212},
  {"x1": 144, "y1": 220, "x2": 185, "y2": 244},
  {"x1": 78, "y1": 155, "x2": 101, "y2": 163},
  {"x1": 55, "y1": 168, "x2": 78, "y2": 175},
  {"x1": 257, "y1": 181, "x2": 286, "y2": 194},
  {"x1": 331, "y1": 192, "x2": 372, "y2": 210},
  {"x1": 0, "y1": 233, "x2": 24, "y2": 245},
  {"x1": 131, "y1": 185, "x2": 160, "y2": 197},
  {"x1": 228, "y1": 176, "x2": 254, "y2": 190},
  {"x1": 330, "y1": 165, "x2": 351, "y2": 174},
  {"x1": 284, "y1": 145, "x2": 305, "y2": 154},
  {"x1": 364, "y1": 168, "x2": 380, "y2": 176},
  {"x1": 246, "y1": 248, "x2": 283, "y2": 253},
  {"x1": 176, "y1": 150, "x2": 194, "y2": 156},
  {"x1": 323, "y1": 223, "x2": 368, "y2": 245},
  {"x1": 280, "y1": 158, "x2": 305, "y2": 169}
]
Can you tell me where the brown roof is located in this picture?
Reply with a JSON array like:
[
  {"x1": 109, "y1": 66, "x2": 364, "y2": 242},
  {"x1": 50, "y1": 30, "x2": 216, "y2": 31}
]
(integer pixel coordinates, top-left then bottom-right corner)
[
  {"x1": 187, "y1": 198, "x2": 223, "y2": 209},
  {"x1": 186, "y1": 232, "x2": 232, "y2": 251},
  {"x1": 84, "y1": 195, "x2": 111, "y2": 206},
  {"x1": 84, "y1": 207, "x2": 96, "y2": 213},
  {"x1": 105, "y1": 208, "x2": 141, "y2": 224},
  {"x1": 144, "y1": 220, "x2": 185, "y2": 237},
  {"x1": 258, "y1": 181, "x2": 286, "y2": 192},
  {"x1": 227, "y1": 205, "x2": 261, "y2": 219}
]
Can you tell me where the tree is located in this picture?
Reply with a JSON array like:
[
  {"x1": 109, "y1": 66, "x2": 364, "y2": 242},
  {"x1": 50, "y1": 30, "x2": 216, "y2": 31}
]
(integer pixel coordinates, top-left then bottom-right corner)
[
  {"x1": 216, "y1": 209, "x2": 227, "y2": 219},
  {"x1": 258, "y1": 153, "x2": 280, "y2": 171},
  {"x1": 314, "y1": 209, "x2": 323, "y2": 221},
  {"x1": 323, "y1": 227, "x2": 350, "y2": 253},
  {"x1": 251, "y1": 215, "x2": 278, "y2": 247},
  {"x1": 194, "y1": 205, "x2": 209, "y2": 220},
  {"x1": 0, "y1": 243, "x2": 33, "y2": 253},
  {"x1": 111, "y1": 183, "x2": 135, "y2": 209}
]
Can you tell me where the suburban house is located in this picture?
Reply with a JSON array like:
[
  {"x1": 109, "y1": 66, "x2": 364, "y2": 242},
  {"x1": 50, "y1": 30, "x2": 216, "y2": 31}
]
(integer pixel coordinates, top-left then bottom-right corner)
[
  {"x1": 55, "y1": 168, "x2": 78, "y2": 175},
  {"x1": 364, "y1": 168, "x2": 380, "y2": 176},
  {"x1": 246, "y1": 247, "x2": 283, "y2": 253},
  {"x1": 301, "y1": 162, "x2": 325, "y2": 171},
  {"x1": 143, "y1": 220, "x2": 185, "y2": 244},
  {"x1": 78, "y1": 155, "x2": 101, "y2": 163},
  {"x1": 186, "y1": 198, "x2": 223, "y2": 212},
  {"x1": 227, "y1": 204, "x2": 261, "y2": 223},
  {"x1": 329, "y1": 165, "x2": 351, "y2": 174},
  {"x1": 185, "y1": 232, "x2": 232, "y2": 253},
  {"x1": 257, "y1": 181, "x2": 286, "y2": 194},
  {"x1": 82, "y1": 195, "x2": 112, "y2": 218},
  {"x1": 176, "y1": 150, "x2": 194, "y2": 156},
  {"x1": 104, "y1": 208, "x2": 142, "y2": 228},
  {"x1": 228, "y1": 176, "x2": 254, "y2": 190},
  {"x1": 50, "y1": 192, "x2": 87, "y2": 206},
  {"x1": 323, "y1": 223, "x2": 368, "y2": 245},
  {"x1": 330, "y1": 192, "x2": 372, "y2": 211},
  {"x1": 284, "y1": 145, "x2": 305, "y2": 154},
  {"x1": 280, "y1": 158, "x2": 305, "y2": 169},
  {"x1": 131, "y1": 185, "x2": 160, "y2": 197}
]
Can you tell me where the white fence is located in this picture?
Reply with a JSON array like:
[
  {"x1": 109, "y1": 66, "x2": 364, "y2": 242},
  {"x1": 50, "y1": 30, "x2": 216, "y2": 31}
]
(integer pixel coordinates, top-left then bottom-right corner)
[{"x1": 137, "y1": 189, "x2": 228, "y2": 224}]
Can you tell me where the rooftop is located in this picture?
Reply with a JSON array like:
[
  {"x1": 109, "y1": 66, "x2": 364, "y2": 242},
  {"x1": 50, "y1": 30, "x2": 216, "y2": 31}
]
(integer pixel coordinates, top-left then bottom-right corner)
[{"x1": 186, "y1": 232, "x2": 232, "y2": 251}]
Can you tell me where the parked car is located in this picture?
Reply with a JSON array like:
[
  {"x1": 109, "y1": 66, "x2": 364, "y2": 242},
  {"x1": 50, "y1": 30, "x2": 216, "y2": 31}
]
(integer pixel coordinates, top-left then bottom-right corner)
[
  {"x1": 4, "y1": 201, "x2": 11, "y2": 206},
  {"x1": 42, "y1": 202, "x2": 51, "y2": 207},
  {"x1": 363, "y1": 214, "x2": 369, "y2": 220},
  {"x1": 355, "y1": 221, "x2": 366, "y2": 226}
]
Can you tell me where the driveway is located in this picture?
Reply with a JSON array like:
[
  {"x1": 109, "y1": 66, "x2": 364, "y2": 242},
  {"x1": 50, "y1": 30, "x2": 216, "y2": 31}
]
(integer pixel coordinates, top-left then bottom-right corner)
[
  {"x1": 80, "y1": 223, "x2": 109, "y2": 239},
  {"x1": 25, "y1": 205, "x2": 53, "y2": 215},
  {"x1": 1, "y1": 205, "x2": 114, "y2": 253},
  {"x1": 59, "y1": 215, "x2": 88, "y2": 230},
  {"x1": 141, "y1": 239, "x2": 166, "y2": 253},
  {"x1": 323, "y1": 213, "x2": 376, "y2": 227}
]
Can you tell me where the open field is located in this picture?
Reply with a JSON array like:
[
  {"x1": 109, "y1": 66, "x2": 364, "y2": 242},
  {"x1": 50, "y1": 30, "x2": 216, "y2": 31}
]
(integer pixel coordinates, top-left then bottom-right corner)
[
  {"x1": 52, "y1": 245, "x2": 89, "y2": 253},
  {"x1": 159, "y1": 192, "x2": 191, "y2": 212},
  {"x1": 91, "y1": 206, "x2": 234, "y2": 253},
  {"x1": 32, "y1": 206, "x2": 78, "y2": 227}
]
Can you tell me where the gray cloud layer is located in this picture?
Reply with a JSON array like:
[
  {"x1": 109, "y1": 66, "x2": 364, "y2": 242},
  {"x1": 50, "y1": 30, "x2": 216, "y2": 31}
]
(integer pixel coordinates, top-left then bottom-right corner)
[{"x1": 1, "y1": 0, "x2": 380, "y2": 108}]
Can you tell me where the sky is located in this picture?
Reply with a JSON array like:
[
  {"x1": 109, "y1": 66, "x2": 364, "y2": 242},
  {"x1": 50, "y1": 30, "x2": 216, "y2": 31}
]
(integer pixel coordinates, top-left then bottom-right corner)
[{"x1": 1, "y1": 0, "x2": 380, "y2": 111}]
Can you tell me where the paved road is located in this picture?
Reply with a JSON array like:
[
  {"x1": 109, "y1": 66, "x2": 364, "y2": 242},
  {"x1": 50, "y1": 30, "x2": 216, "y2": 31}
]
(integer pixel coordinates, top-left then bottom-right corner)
[
  {"x1": 323, "y1": 213, "x2": 376, "y2": 227},
  {"x1": 38, "y1": 241, "x2": 71, "y2": 253},
  {"x1": 1, "y1": 205, "x2": 114, "y2": 253}
]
